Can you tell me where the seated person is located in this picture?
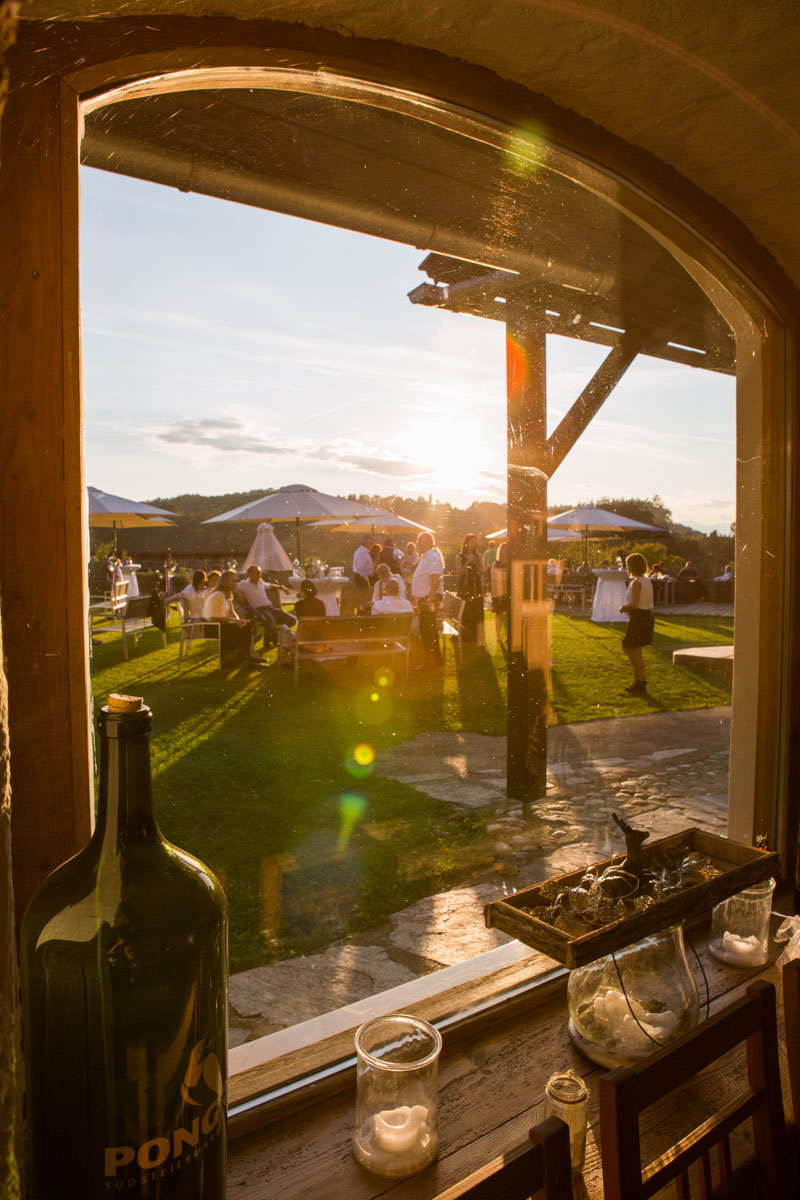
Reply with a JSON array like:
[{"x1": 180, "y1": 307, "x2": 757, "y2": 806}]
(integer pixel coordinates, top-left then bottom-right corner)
[
  {"x1": 677, "y1": 560, "x2": 701, "y2": 579},
  {"x1": 180, "y1": 569, "x2": 208, "y2": 620},
  {"x1": 294, "y1": 579, "x2": 326, "y2": 618},
  {"x1": 372, "y1": 576, "x2": 413, "y2": 614},
  {"x1": 202, "y1": 570, "x2": 265, "y2": 669},
  {"x1": 235, "y1": 565, "x2": 296, "y2": 647},
  {"x1": 715, "y1": 563, "x2": 734, "y2": 581},
  {"x1": 372, "y1": 562, "x2": 407, "y2": 606}
]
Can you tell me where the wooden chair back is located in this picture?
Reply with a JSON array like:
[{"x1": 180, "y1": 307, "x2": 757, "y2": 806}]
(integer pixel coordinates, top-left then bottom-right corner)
[
  {"x1": 782, "y1": 958, "x2": 800, "y2": 1136},
  {"x1": 599, "y1": 980, "x2": 791, "y2": 1200},
  {"x1": 450, "y1": 1115, "x2": 572, "y2": 1200}
]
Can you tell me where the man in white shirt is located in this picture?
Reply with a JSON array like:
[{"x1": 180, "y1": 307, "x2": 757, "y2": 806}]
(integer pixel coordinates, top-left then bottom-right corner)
[
  {"x1": 410, "y1": 531, "x2": 444, "y2": 670},
  {"x1": 352, "y1": 537, "x2": 374, "y2": 587},
  {"x1": 235, "y1": 565, "x2": 295, "y2": 647},
  {"x1": 372, "y1": 577, "x2": 413, "y2": 614}
]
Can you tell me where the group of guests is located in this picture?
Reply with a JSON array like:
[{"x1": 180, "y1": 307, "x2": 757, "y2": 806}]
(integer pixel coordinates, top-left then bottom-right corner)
[
  {"x1": 180, "y1": 564, "x2": 329, "y2": 669},
  {"x1": 352, "y1": 532, "x2": 448, "y2": 671}
]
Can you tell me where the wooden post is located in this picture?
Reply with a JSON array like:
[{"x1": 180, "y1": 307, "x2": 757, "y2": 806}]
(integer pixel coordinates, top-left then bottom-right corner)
[
  {"x1": 506, "y1": 313, "x2": 548, "y2": 802},
  {"x1": 0, "y1": 73, "x2": 92, "y2": 924}
]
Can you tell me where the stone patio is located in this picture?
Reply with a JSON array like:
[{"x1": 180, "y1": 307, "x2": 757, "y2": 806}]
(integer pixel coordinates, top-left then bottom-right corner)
[{"x1": 228, "y1": 707, "x2": 731, "y2": 1046}]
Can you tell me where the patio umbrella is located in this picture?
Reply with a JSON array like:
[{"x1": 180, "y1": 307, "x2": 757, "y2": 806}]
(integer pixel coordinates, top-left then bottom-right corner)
[
  {"x1": 310, "y1": 507, "x2": 434, "y2": 536},
  {"x1": 484, "y1": 527, "x2": 582, "y2": 542},
  {"x1": 203, "y1": 483, "x2": 377, "y2": 558},
  {"x1": 243, "y1": 522, "x2": 294, "y2": 574},
  {"x1": 546, "y1": 504, "x2": 670, "y2": 560},
  {"x1": 88, "y1": 486, "x2": 177, "y2": 549}
]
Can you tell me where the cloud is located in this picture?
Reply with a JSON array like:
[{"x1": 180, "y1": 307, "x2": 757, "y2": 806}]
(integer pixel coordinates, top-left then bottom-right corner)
[
  {"x1": 140, "y1": 415, "x2": 434, "y2": 480},
  {"x1": 153, "y1": 417, "x2": 292, "y2": 456}
]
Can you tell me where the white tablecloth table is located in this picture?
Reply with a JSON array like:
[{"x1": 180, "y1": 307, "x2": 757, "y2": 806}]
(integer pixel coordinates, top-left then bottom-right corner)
[
  {"x1": 286, "y1": 576, "x2": 349, "y2": 616},
  {"x1": 591, "y1": 569, "x2": 628, "y2": 622}
]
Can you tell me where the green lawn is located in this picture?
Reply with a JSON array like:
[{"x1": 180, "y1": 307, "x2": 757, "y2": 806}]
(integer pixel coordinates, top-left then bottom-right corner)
[{"x1": 90, "y1": 610, "x2": 731, "y2": 971}]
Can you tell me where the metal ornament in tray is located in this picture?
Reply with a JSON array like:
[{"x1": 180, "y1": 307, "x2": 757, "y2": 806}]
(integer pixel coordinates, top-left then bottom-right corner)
[{"x1": 484, "y1": 821, "x2": 780, "y2": 969}]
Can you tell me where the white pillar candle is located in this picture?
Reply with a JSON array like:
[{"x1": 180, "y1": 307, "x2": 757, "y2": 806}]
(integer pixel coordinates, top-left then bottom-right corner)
[{"x1": 373, "y1": 1105, "x2": 429, "y2": 1153}]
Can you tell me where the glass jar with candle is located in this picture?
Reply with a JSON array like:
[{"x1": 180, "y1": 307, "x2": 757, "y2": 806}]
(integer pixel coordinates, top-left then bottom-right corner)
[
  {"x1": 709, "y1": 877, "x2": 776, "y2": 967},
  {"x1": 352, "y1": 1014, "x2": 442, "y2": 1178},
  {"x1": 544, "y1": 1069, "x2": 589, "y2": 1172},
  {"x1": 567, "y1": 924, "x2": 699, "y2": 1069}
]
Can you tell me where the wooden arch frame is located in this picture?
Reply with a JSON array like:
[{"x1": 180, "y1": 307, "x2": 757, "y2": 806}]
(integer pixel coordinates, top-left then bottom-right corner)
[{"x1": 2, "y1": 18, "x2": 797, "y2": 938}]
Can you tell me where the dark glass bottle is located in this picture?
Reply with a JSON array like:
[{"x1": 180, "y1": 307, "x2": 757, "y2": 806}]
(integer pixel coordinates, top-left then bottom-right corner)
[{"x1": 20, "y1": 696, "x2": 228, "y2": 1199}]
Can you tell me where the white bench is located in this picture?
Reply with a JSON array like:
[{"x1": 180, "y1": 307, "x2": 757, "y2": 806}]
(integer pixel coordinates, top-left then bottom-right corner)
[{"x1": 293, "y1": 614, "x2": 412, "y2": 687}]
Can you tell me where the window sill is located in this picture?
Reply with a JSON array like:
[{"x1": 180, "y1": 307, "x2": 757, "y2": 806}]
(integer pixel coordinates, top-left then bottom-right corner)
[{"x1": 228, "y1": 940, "x2": 561, "y2": 1135}]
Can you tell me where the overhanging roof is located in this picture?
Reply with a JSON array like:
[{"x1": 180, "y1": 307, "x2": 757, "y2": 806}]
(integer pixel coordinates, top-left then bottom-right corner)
[{"x1": 81, "y1": 85, "x2": 735, "y2": 374}]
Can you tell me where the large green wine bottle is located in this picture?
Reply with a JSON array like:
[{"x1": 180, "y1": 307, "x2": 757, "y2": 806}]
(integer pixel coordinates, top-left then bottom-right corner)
[{"x1": 20, "y1": 694, "x2": 228, "y2": 1199}]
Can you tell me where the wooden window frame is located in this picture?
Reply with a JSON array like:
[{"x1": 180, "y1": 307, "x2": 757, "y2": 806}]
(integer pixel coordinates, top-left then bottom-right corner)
[{"x1": 3, "y1": 18, "x2": 798, "y2": 1119}]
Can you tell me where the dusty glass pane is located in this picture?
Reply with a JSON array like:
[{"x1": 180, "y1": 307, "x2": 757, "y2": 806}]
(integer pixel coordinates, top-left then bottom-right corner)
[{"x1": 81, "y1": 85, "x2": 736, "y2": 1050}]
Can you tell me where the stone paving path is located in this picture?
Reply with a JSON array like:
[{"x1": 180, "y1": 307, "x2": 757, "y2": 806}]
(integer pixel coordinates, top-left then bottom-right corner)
[{"x1": 228, "y1": 707, "x2": 731, "y2": 1045}]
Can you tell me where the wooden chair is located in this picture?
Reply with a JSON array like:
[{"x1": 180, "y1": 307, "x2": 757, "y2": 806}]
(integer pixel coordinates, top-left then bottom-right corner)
[
  {"x1": 440, "y1": 590, "x2": 466, "y2": 664},
  {"x1": 599, "y1": 979, "x2": 792, "y2": 1200},
  {"x1": 447, "y1": 1115, "x2": 573, "y2": 1200},
  {"x1": 782, "y1": 958, "x2": 800, "y2": 1139},
  {"x1": 176, "y1": 596, "x2": 223, "y2": 669}
]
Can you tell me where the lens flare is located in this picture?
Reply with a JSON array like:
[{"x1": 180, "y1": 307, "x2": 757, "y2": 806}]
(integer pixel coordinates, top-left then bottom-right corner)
[
  {"x1": 354, "y1": 688, "x2": 393, "y2": 725},
  {"x1": 337, "y1": 792, "x2": 367, "y2": 852},
  {"x1": 354, "y1": 743, "x2": 375, "y2": 766},
  {"x1": 374, "y1": 668, "x2": 394, "y2": 688}
]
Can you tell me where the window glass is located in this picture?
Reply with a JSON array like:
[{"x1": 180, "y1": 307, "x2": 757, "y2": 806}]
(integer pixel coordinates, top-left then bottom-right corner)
[{"x1": 81, "y1": 84, "x2": 737, "y2": 1057}]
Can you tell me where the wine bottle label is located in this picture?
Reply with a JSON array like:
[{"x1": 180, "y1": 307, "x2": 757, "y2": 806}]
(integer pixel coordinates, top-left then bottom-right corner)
[{"x1": 103, "y1": 1039, "x2": 225, "y2": 1192}]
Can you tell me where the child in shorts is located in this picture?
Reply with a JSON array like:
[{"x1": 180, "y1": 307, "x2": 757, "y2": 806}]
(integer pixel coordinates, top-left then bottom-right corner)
[{"x1": 619, "y1": 553, "x2": 654, "y2": 694}]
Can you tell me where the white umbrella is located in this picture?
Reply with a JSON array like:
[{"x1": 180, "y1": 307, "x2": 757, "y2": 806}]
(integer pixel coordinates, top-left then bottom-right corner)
[
  {"x1": 243, "y1": 523, "x2": 294, "y2": 574},
  {"x1": 546, "y1": 504, "x2": 670, "y2": 560},
  {"x1": 203, "y1": 483, "x2": 378, "y2": 558},
  {"x1": 484, "y1": 527, "x2": 581, "y2": 542},
  {"x1": 311, "y1": 507, "x2": 433, "y2": 535},
  {"x1": 88, "y1": 487, "x2": 176, "y2": 548}
]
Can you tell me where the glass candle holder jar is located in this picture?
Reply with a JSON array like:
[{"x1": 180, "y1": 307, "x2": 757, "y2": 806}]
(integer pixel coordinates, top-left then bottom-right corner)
[
  {"x1": 709, "y1": 878, "x2": 775, "y2": 967},
  {"x1": 352, "y1": 1014, "x2": 442, "y2": 1178},
  {"x1": 567, "y1": 924, "x2": 699, "y2": 1069},
  {"x1": 544, "y1": 1069, "x2": 589, "y2": 1172}
]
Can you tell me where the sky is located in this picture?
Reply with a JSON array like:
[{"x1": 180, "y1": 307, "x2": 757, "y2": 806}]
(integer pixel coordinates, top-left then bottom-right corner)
[{"x1": 80, "y1": 166, "x2": 736, "y2": 532}]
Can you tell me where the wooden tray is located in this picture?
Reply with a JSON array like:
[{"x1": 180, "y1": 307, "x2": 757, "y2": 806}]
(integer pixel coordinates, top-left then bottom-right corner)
[{"x1": 484, "y1": 828, "x2": 780, "y2": 969}]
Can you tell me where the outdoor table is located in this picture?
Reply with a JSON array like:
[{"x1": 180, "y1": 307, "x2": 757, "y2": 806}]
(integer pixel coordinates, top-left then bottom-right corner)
[
  {"x1": 226, "y1": 917, "x2": 793, "y2": 1200},
  {"x1": 287, "y1": 575, "x2": 349, "y2": 616},
  {"x1": 590, "y1": 568, "x2": 627, "y2": 622}
]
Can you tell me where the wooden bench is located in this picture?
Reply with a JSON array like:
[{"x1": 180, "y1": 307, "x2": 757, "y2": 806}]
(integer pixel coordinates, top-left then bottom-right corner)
[{"x1": 293, "y1": 614, "x2": 412, "y2": 687}]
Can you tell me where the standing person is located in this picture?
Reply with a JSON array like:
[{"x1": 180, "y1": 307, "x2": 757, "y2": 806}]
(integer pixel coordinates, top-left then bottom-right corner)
[
  {"x1": 378, "y1": 538, "x2": 402, "y2": 574},
  {"x1": 368, "y1": 543, "x2": 381, "y2": 582},
  {"x1": 490, "y1": 541, "x2": 509, "y2": 642},
  {"x1": 352, "y1": 536, "x2": 374, "y2": 587},
  {"x1": 401, "y1": 541, "x2": 419, "y2": 583},
  {"x1": 619, "y1": 553, "x2": 654, "y2": 694},
  {"x1": 411, "y1": 531, "x2": 445, "y2": 671},
  {"x1": 455, "y1": 533, "x2": 485, "y2": 643},
  {"x1": 483, "y1": 540, "x2": 498, "y2": 570},
  {"x1": 203, "y1": 570, "x2": 265, "y2": 669}
]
